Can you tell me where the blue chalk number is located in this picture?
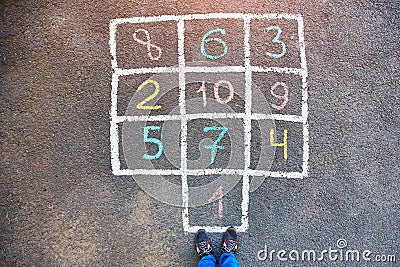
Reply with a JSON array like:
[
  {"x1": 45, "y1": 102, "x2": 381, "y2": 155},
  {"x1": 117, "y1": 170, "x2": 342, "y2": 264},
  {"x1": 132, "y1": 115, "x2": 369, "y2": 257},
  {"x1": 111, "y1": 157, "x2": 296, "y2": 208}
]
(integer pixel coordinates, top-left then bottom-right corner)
[
  {"x1": 266, "y1": 26, "x2": 286, "y2": 59},
  {"x1": 200, "y1": 29, "x2": 228, "y2": 60},
  {"x1": 143, "y1": 126, "x2": 163, "y2": 160}
]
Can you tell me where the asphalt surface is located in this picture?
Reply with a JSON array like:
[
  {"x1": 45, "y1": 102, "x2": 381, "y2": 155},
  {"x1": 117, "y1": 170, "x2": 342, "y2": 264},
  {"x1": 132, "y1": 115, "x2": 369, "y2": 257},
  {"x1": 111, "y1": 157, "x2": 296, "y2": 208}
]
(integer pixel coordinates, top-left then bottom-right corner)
[{"x1": 1, "y1": 1, "x2": 399, "y2": 266}]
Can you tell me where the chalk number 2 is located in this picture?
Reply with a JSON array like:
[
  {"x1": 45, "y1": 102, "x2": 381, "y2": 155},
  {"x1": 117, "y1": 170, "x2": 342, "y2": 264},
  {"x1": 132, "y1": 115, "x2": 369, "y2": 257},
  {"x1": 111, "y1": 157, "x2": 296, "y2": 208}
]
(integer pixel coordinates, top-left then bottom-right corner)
[
  {"x1": 136, "y1": 80, "x2": 161, "y2": 110},
  {"x1": 266, "y1": 26, "x2": 286, "y2": 59}
]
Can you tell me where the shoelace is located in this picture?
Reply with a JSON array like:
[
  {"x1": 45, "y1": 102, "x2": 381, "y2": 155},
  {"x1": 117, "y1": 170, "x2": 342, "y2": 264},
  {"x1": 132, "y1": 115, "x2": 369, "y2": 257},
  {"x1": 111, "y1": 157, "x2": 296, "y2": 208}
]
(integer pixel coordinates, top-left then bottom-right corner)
[
  {"x1": 223, "y1": 240, "x2": 237, "y2": 253},
  {"x1": 197, "y1": 241, "x2": 212, "y2": 256}
]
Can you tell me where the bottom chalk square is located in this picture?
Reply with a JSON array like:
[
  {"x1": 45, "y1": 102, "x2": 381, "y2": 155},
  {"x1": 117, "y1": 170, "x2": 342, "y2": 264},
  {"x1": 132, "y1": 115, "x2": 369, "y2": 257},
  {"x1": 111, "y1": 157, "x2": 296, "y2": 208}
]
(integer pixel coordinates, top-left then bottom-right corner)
[{"x1": 186, "y1": 175, "x2": 243, "y2": 228}]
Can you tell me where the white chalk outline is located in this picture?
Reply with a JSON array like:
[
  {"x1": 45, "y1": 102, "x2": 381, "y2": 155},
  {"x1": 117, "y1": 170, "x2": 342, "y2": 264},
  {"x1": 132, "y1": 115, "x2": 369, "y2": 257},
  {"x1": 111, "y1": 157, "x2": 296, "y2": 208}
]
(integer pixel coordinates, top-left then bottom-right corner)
[
  {"x1": 114, "y1": 66, "x2": 305, "y2": 76},
  {"x1": 114, "y1": 114, "x2": 303, "y2": 123},
  {"x1": 112, "y1": 168, "x2": 304, "y2": 178},
  {"x1": 109, "y1": 13, "x2": 309, "y2": 233}
]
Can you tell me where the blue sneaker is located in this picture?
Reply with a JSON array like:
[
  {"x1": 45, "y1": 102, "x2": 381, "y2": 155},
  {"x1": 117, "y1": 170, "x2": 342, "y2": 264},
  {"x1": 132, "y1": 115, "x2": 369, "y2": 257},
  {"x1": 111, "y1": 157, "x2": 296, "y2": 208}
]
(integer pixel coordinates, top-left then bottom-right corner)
[
  {"x1": 195, "y1": 229, "x2": 213, "y2": 257},
  {"x1": 222, "y1": 227, "x2": 238, "y2": 253}
]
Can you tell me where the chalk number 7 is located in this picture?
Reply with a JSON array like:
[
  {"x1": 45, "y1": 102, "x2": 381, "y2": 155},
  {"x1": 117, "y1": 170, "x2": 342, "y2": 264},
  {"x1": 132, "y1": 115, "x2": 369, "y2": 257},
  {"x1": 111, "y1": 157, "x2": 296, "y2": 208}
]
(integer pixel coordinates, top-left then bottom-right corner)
[{"x1": 266, "y1": 26, "x2": 286, "y2": 59}]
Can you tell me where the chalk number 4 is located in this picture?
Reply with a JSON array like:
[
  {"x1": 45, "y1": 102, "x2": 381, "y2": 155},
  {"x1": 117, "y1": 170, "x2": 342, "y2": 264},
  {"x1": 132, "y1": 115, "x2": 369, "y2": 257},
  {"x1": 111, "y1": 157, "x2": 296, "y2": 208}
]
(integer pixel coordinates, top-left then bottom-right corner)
[{"x1": 266, "y1": 26, "x2": 286, "y2": 59}]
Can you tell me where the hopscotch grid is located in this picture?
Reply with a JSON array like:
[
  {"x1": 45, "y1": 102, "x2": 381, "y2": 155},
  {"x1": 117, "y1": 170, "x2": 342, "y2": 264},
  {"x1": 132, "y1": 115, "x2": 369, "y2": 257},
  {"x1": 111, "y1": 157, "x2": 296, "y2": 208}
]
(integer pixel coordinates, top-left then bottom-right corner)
[
  {"x1": 110, "y1": 72, "x2": 120, "y2": 172},
  {"x1": 110, "y1": 13, "x2": 309, "y2": 232},
  {"x1": 109, "y1": 22, "x2": 118, "y2": 69}
]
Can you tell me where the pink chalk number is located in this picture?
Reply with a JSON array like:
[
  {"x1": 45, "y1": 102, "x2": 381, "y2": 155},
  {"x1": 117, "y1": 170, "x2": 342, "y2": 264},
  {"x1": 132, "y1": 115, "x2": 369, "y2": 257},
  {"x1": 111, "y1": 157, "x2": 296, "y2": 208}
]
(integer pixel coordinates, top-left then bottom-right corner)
[
  {"x1": 197, "y1": 80, "x2": 234, "y2": 107},
  {"x1": 208, "y1": 186, "x2": 224, "y2": 218},
  {"x1": 133, "y1": 29, "x2": 162, "y2": 61},
  {"x1": 270, "y1": 81, "x2": 289, "y2": 110}
]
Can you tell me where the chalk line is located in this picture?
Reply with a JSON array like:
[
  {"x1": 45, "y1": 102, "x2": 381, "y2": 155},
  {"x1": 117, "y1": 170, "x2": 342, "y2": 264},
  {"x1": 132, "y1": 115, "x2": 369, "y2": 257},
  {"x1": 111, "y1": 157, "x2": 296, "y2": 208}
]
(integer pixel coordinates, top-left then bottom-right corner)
[
  {"x1": 114, "y1": 66, "x2": 304, "y2": 75},
  {"x1": 112, "y1": 168, "x2": 304, "y2": 178},
  {"x1": 115, "y1": 67, "x2": 179, "y2": 75},
  {"x1": 297, "y1": 15, "x2": 309, "y2": 178},
  {"x1": 110, "y1": 13, "x2": 301, "y2": 26},
  {"x1": 241, "y1": 16, "x2": 252, "y2": 232},
  {"x1": 109, "y1": 21, "x2": 118, "y2": 69},
  {"x1": 184, "y1": 66, "x2": 245, "y2": 73},
  {"x1": 177, "y1": 19, "x2": 191, "y2": 233},
  {"x1": 251, "y1": 66, "x2": 304, "y2": 76},
  {"x1": 115, "y1": 113, "x2": 303, "y2": 123}
]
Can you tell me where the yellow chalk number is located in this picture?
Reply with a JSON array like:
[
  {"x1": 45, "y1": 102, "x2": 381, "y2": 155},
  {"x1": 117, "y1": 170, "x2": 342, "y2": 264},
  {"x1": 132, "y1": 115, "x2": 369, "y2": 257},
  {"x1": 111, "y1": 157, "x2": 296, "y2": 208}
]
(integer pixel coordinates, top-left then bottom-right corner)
[
  {"x1": 270, "y1": 129, "x2": 288, "y2": 160},
  {"x1": 136, "y1": 79, "x2": 162, "y2": 110}
]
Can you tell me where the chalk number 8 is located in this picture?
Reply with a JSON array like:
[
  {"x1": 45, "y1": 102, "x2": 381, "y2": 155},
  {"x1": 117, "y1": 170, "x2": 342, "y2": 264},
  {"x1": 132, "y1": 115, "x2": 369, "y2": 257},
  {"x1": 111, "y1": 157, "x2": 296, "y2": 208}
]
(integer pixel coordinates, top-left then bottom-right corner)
[
  {"x1": 200, "y1": 28, "x2": 228, "y2": 60},
  {"x1": 266, "y1": 26, "x2": 286, "y2": 59}
]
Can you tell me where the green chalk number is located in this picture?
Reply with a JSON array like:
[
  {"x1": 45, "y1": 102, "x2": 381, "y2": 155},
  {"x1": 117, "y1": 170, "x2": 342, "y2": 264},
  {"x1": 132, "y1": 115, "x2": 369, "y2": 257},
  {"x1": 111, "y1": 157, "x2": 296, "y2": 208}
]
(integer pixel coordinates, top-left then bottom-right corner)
[{"x1": 204, "y1": 126, "x2": 228, "y2": 164}]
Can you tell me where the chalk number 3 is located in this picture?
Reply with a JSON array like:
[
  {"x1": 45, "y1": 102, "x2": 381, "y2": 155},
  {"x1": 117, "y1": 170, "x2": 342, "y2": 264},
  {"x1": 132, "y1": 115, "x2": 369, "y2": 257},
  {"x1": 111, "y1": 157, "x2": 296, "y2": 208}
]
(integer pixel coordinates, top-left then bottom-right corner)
[{"x1": 266, "y1": 26, "x2": 286, "y2": 59}]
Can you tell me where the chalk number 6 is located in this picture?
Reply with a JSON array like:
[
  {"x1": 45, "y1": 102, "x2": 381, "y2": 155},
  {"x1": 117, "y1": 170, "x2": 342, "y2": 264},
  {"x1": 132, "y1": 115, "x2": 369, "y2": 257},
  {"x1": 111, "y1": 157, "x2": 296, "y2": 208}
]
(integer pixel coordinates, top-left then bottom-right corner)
[
  {"x1": 266, "y1": 26, "x2": 286, "y2": 59},
  {"x1": 200, "y1": 28, "x2": 228, "y2": 60}
]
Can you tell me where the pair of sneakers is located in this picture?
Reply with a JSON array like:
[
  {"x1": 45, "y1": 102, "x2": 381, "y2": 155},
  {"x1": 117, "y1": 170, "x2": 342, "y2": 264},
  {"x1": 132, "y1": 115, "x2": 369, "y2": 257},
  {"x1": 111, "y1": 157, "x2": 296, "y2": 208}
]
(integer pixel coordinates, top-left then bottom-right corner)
[{"x1": 195, "y1": 227, "x2": 238, "y2": 258}]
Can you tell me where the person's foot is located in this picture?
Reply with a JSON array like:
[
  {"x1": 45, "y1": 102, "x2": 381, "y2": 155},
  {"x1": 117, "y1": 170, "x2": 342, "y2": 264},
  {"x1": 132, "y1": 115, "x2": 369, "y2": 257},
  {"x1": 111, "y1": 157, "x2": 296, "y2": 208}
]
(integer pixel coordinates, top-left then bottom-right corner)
[
  {"x1": 222, "y1": 226, "x2": 238, "y2": 253},
  {"x1": 195, "y1": 229, "x2": 213, "y2": 257}
]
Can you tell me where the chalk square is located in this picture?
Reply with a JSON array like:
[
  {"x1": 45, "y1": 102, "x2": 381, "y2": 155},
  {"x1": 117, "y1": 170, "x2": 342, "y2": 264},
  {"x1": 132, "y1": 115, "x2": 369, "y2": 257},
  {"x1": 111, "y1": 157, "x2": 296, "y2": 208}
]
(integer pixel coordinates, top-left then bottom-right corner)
[
  {"x1": 185, "y1": 72, "x2": 246, "y2": 115},
  {"x1": 187, "y1": 175, "x2": 243, "y2": 227},
  {"x1": 118, "y1": 73, "x2": 180, "y2": 117},
  {"x1": 249, "y1": 18, "x2": 302, "y2": 69},
  {"x1": 186, "y1": 118, "x2": 245, "y2": 170},
  {"x1": 115, "y1": 21, "x2": 178, "y2": 69},
  {"x1": 252, "y1": 72, "x2": 303, "y2": 117},
  {"x1": 184, "y1": 18, "x2": 245, "y2": 66},
  {"x1": 121, "y1": 120, "x2": 181, "y2": 170},
  {"x1": 250, "y1": 120, "x2": 304, "y2": 173}
]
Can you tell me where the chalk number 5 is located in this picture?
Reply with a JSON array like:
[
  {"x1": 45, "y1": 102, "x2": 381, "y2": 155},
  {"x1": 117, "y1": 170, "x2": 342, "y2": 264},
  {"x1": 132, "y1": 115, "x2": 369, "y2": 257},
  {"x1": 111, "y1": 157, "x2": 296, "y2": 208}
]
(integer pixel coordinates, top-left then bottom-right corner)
[
  {"x1": 143, "y1": 126, "x2": 163, "y2": 160},
  {"x1": 266, "y1": 26, "x2": 286, "y2": 59}
]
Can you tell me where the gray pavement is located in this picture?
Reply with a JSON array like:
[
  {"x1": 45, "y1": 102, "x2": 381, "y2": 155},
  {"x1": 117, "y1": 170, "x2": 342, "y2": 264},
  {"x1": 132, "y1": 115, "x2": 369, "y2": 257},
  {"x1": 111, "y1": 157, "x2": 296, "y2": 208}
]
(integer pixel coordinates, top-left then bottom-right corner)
[{"x1": 1, "y1": 1, "x2": 399, "y2": 266}]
